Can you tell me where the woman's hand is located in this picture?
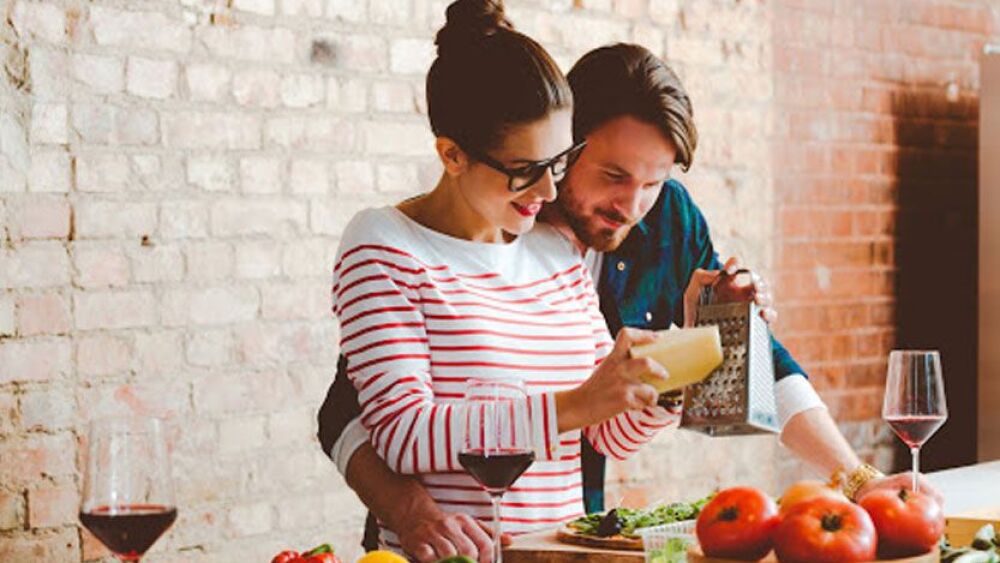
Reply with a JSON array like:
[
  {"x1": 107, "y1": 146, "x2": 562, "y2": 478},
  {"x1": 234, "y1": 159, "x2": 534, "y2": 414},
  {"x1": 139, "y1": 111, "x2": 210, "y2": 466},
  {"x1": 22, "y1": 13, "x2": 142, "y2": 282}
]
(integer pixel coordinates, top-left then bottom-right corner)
[{"x1": 556, "y1": 328, "x2": 668, "y2": 432}]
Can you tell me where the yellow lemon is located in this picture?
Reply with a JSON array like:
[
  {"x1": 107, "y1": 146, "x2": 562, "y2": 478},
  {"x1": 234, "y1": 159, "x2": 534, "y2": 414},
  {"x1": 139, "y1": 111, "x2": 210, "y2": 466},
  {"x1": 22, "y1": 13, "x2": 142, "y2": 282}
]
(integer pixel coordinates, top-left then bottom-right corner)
[{"x1": 356, "y1": 550, "x2": 408, "y2": 563}]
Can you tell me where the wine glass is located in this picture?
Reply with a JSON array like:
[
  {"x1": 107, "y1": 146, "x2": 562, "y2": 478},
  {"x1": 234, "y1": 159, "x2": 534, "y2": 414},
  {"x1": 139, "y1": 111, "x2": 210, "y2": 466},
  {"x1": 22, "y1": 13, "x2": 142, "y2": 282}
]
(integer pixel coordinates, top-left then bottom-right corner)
[
  {"x1": 459, "y1": 378, "x2": 535, "y2": 563},
  {"x1": 882, "y1": 350, "x2": 948, "y2": 492},
  {"x1": 80, "y1": 416, "x2": 178, "y2": 562}
]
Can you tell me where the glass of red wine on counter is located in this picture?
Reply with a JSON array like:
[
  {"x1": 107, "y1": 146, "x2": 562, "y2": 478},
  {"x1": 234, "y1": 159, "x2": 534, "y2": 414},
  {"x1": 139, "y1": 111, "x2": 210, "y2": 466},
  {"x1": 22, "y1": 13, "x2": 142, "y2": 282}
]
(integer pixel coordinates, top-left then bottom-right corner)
[
  {"x1": 882, "y1": 350, "x2": 948, "y2": 492},
  {"x1": 460, "y1": 378, "x2": 535, "y2": 563},
  {"x1": 80, "y1": 416, "x2": 177, "y2": 562}
]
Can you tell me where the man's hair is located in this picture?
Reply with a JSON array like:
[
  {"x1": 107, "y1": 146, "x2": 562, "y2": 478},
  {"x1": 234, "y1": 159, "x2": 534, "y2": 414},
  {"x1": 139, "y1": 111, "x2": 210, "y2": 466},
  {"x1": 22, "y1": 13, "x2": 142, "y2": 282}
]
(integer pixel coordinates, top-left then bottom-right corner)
[{"x1": 567, "y1": 43, "x2": 697, "y2": 171}]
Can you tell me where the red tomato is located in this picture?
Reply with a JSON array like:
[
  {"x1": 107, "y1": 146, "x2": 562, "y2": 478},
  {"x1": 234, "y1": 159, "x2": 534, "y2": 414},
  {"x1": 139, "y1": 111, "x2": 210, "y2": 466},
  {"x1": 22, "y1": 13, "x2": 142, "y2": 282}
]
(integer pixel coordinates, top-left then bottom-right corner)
[
  {"x1": 696, "y1": 487, "x2": 780, "y2": 560},
  {"x1": 859, "y1": 488, "x2": 944, "y2": 557},
  {"x1": 271, "y1": 551, "x2": 300, "y2": 563},
  {"x1": 774, "y1": 497, "x2": 877, "y2": 563}
]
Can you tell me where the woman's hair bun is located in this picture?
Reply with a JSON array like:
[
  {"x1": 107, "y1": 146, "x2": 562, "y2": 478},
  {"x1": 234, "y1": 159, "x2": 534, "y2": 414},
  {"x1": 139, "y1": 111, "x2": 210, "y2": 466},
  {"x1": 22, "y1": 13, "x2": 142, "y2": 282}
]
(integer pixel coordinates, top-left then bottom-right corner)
[{"x1": 435, "y1": 0, "x2": 513, "y2": 56}]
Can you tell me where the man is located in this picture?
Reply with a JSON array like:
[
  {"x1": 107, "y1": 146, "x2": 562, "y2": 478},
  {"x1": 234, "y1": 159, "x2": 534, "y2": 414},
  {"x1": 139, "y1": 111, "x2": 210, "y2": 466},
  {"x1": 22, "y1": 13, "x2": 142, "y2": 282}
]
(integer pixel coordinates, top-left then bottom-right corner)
[{"x1": 318, "y1": 43, "x2": 939, "y2": 562}]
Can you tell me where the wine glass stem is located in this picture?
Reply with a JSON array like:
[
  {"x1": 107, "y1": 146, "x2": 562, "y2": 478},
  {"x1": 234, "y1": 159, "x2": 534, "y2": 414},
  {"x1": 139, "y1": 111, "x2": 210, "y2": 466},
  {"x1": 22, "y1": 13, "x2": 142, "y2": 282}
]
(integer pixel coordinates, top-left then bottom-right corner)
[
  {"x1": 491, "y1": 494, "x2": 503, "y2": 563},
  {"x1": 911, "y1": 446, "x2": 920, "y2": 492}
]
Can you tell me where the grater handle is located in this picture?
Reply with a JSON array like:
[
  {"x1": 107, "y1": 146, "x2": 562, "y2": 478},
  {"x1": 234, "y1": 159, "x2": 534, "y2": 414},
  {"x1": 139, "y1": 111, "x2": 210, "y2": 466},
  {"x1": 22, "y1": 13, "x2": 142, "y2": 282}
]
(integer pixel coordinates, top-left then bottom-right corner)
[{"x1": 698, "y1": 268, "x2": 753, "y2": 306}]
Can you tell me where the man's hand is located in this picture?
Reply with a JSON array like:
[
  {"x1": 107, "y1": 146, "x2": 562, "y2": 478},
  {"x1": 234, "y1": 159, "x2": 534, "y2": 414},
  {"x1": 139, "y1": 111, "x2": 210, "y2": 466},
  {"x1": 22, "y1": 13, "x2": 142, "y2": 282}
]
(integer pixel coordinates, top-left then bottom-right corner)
[
  {"x1": 854, "y1": 472, "x2": 945, "y2": 507},
  {"x1": 397, "y1": 509, "x2": 511, "y2": 563},
  {"x1": 683, "y1": 256, "x2": 777, "y2": 327}
]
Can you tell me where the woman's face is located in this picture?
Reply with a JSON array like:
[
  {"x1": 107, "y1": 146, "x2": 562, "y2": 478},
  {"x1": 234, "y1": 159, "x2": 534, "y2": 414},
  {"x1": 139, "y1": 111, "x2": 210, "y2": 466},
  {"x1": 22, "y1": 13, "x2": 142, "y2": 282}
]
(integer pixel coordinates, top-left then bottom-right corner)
[{"x1": 455, "y1": 108, "x2": 573, "y2": 237}]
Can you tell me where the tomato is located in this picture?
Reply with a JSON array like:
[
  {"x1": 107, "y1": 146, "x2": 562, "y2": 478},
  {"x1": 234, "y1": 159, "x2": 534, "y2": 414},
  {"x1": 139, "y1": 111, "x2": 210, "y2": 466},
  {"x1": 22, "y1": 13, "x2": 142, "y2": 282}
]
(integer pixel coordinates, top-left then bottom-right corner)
[
  {"x1": 271, "y1": 550, "x2": 300, "y2": 563},
  {"x1": 696, "y1": 486, "x2": 780, "y2": 560},
  {"x1": 773, "y1": 497, "x2": 877, "y2": 563},
  {"x1": 859, "y1": 488, "x2": 944, "y2": 557},
  {"x1": 778, "y1": 480, "x2": 846, "y2": 516}
]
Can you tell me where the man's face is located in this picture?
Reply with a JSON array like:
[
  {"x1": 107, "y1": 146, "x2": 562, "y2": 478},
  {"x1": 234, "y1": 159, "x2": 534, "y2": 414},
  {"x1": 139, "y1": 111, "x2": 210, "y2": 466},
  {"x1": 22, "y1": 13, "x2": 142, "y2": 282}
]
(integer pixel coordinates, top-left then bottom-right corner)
[{"x1": 556, "y1": 115, "x2": 677, "y2": 252}]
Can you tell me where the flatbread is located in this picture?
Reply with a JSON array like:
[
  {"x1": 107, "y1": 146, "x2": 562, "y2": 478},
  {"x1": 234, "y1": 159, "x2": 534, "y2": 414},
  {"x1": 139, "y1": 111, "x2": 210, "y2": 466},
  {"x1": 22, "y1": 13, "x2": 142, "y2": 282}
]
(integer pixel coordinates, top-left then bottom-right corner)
[{"x1": 555, "y1": 525, "x2": 644, "y2": 551}]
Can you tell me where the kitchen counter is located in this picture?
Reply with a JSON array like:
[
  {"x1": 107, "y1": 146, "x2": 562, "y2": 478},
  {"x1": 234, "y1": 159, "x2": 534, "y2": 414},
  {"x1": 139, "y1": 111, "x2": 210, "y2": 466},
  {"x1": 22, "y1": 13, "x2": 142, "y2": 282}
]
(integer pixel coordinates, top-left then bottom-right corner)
[{"x1": 928, "y1": 460, "x2": 1000, "y2": 514}]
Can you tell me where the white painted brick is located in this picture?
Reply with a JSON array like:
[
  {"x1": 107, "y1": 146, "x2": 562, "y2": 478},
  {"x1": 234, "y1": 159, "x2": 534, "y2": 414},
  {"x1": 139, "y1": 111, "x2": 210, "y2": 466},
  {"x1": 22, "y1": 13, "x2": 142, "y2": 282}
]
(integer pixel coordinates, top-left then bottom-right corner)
[
  {"x1": 235, "y1": 241, "x2": 283, "y2": 279},
  {"x1": 187, "y1": 155, "x2": 234, "y2": 192},
  {"x1": 376, "y1": 162, "x2": 419, "y2": 193},
  {"x1": 185, "y1": 241, "x2": 234, "y2": 282},
  {"x1": 227, "y1": 502, "x2": 273, "y2": 537},
  {"x1": 282, "y1": 0, "x2": 322, "y2": 17},
  {"x1": 261, "y1": 282, "x2": 329, "y2": 320},
  {"x1": 90, "y1": 6, "x2": 192, "y2": 53},
  {"x1": 326, "y1": 0, "x2": 366, "y2": 21},
  {"x1": 334, "y1": 160, "x2": 375, "y2": 193},
  {"x1": 280, "y1": 73, "x2": 325, "y2": 108},
  {"x1": 233, "y1": 69, "x2": 281, "y2": 108},
  {"x1": 74, "y1": 290, "x2": 156, "y2": 330},
  {"x1": 160, "y1": 201, "x2": 209, "y2": 239},
  {"x1": 282, "y1": 238, "x2": 332, "y2": 277},
  {"x1": 127, "y1": 57, "x2": 178, "y2": 99},
  {"x1": 211, "y1": 200, "x2": 308, "y2": 237},
  {"x1": 267, "y1": 408, "x2": 313, "y2": 446},
  {"x1": 369, "y1": 0, "x2": 409, "y2": 25},
  {"x1": 74, "y1": 153, "x2": 131, "y2": 192},
  {"x1": 264, "y1": 115, "x2": 356, "y2": 152},
  {"x1": 16, "y1": 292, "x2": 71, "y2": 336},
  {"x1": 70, "y1": 53, "x2": 124, "y2": 94},
  {"x1": 1, "y1": 113, "x2": 30, "y2": 176},
  {"x1": 239, "y1": 156, "x2": 283, "y2": 194},
  {"x1": 133, "y1": 154, "x2": 183, "y2": 193},
  {"x1": 162, "y1": 111, "x2": 261, "y2": 150},
  {"x1": 0, "y1": 339, "x2": 71, "y2": 384},
  {"x1": 0, "y1": 243, "x2": 71, "y2": 289},
  {"x1": 72, "y1": 242, "x2": 130, "y2": 288},
  {"x1": 11, "y1": 1, "x2": 66, "y2": 43},
  {"x1": 186, "y1": 329, "x2": 233, "y2": 367},
  {"x1": 389, "y1": 38, "x2": 434, "y2": 75},
  {"x1": 129, "y1": 244, "x2": 184, "y2": 283},
  {"x1": 133, "y1": 330, "x2": 184, "y2": 376},
  {"x1": 71, "y1": 104, "x2": 159, "y2": 146},
  {"x1": 199, "y1": 25, "x2": 295, "y2": 64},
  {"x1": 308, "y1": 197, "x2": 370, "y2": 236},
  {"x1": 162, "y1": 287, "x2": 259, "y2": 326},
  {"x1": 25, "y1": 47, "x2": 68, "y2": 99},
  {"x1": 19, "y1": 387, "x2": 75, "y2": 431},
  {"x1": 329, "y1": 34, "x2": 387, "y2": 72},
  {"x1": 27, "y1": 150, "x2": 70, "y2": 193},
  {"x1": 0, "y1": 157, "x2": 26, "y2": 193},
  {"x1": 648, "y1": 0, "x2": 681, "y2": 24},
  {"x1": 30, "y1": 103, "x2": 67, "y2": 144},
  {"x1": 10, "y1": 197, "x2": 71, "y2": 240},
  {"x1": 76, "y1": 334, "x2": 131, "y2": 377},
  {"x1": 372, "y1": 80, "x2": 416, "y2": 113},
  {"x1": 234, "y1": 0, "x2": 275, "y2": 16},
  {"x1": 185, "y1": 63, "x2": 231, "y2": 102},
  {"x1": 219, "y1": 416, "x2": 267, "y2": 453},
  {"x1": 0, "y1": 296, "x2": 14, "y2": 337},
  {"x1": 74, "y1": 201, "x2": 157, "y2": 239},
  {"x1": 289, "y1": 159, "x2": 329, "y2": 194},
  {"x1": 362, "y1": 121, "x2": 433, "y2": 156},
  {"x1": 326, "y1": 77, "x2": 369, "y2": 113}
]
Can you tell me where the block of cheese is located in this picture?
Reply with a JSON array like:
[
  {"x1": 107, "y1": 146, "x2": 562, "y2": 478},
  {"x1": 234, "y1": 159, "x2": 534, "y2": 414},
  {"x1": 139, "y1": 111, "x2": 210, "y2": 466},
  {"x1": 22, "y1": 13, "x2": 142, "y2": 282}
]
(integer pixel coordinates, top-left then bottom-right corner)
[{"x1": 630, "y1": 326, "x2": 724, "y2": 393}]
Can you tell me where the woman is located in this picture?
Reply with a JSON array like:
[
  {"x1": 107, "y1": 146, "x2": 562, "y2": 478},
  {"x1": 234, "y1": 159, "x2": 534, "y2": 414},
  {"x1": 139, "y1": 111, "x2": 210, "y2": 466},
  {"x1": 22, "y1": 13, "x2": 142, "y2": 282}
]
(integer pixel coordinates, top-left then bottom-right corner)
[{"x1": 331, "y1": 0, "x2": 676, "y2": 552}]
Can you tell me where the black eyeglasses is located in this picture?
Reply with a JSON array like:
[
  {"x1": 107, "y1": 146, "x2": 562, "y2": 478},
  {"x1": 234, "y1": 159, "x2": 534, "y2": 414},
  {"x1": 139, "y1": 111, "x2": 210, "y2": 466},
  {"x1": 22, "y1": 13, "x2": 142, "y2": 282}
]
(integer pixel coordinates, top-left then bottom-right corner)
[{"x1": 466, "y1": 141, "x2": 587, "y2": 192}]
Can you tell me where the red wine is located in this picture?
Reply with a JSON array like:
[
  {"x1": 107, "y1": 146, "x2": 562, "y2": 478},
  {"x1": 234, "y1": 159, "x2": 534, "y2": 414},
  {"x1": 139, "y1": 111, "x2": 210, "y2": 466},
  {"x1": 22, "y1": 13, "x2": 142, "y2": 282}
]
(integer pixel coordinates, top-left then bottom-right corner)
[
  {"x1": 459, "y1": 449, "x2": 535, "y2": 494},
  {"x1": 886, "y1": 415, "x2": 946, "y2": 448},
  {"x1": 80, "y1": 504, "x2": 177, "y2": 560}
]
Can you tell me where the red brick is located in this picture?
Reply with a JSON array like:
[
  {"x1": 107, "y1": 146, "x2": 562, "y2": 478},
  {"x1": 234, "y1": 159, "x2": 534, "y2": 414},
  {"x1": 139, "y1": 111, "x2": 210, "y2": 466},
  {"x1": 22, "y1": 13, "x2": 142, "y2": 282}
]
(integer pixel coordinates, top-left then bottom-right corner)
[{"x1": 28, "y1": 483, "x2": 78, "y2": 528}]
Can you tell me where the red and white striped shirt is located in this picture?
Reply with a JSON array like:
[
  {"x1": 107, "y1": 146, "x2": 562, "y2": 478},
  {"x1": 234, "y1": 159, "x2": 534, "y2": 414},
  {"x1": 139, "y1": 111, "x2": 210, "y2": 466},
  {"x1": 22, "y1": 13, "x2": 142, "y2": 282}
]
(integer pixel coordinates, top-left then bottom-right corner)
[{"x1": 331, "y1": 207, "x2": 678, "y2": 549}]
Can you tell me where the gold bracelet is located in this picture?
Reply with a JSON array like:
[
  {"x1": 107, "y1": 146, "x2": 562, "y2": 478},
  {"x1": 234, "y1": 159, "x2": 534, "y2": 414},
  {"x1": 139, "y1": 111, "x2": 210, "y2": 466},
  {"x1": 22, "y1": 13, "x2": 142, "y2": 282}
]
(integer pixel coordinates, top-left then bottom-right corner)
[{"x1": 831, "y1": 463, "x2": 885, "y2": 502}]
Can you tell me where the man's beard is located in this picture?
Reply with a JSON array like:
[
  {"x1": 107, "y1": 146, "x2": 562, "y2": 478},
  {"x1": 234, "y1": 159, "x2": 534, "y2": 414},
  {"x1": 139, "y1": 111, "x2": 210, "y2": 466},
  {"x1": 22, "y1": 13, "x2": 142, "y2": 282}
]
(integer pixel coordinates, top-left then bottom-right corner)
[{"x1": 563, "y1": 205, "x2": 633, "y2": 253}]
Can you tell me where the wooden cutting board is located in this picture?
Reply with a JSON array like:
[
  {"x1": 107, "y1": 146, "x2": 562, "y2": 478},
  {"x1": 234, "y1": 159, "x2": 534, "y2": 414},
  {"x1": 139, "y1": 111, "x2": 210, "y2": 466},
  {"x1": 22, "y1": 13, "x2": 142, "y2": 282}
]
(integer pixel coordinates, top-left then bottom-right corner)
[
  {"x1": 945, "y1": 506, "x2": 1000, "y2": 547},
  {"x1": 505, "y1": 527, "x2": 939, "y2": 563}
]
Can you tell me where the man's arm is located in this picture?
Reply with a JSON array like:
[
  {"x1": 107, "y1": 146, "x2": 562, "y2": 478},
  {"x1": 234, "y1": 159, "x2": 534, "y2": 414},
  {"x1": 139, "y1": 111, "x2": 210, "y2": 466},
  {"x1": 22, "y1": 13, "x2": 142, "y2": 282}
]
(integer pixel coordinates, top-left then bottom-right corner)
[{"x1": 317, "y1": 358, "x2": 504, "y2": 562}]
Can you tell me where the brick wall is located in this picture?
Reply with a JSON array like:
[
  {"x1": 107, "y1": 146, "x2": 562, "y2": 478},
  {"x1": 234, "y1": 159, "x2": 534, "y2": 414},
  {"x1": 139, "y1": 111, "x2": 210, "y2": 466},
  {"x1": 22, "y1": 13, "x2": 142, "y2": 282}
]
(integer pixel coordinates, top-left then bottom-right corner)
[{"x1": 0, "y1": 1, "x2": 997, "y2": 561}]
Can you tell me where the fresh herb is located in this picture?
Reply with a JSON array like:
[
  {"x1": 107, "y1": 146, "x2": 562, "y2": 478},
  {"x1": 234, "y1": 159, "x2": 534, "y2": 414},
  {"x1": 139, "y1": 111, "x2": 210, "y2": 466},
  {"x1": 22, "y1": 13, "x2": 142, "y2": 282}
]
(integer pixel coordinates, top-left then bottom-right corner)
[
  {"x1": 941, "y1": 524, "x2": 1000, "y2": 563},
  {"x1": 567, "y1": 494, "x2": 714, "y2": 539},
  {"x1": 648, "y1": 537, "x2": 691, "y2": 563}
]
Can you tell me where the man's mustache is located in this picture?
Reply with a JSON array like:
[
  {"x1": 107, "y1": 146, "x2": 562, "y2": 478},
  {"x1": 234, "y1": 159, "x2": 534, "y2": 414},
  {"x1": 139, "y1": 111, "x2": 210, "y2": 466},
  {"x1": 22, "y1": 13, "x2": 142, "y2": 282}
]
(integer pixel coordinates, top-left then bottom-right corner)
[{"x1": 595, "y1": 209, "x2": 636, "y2": 226}]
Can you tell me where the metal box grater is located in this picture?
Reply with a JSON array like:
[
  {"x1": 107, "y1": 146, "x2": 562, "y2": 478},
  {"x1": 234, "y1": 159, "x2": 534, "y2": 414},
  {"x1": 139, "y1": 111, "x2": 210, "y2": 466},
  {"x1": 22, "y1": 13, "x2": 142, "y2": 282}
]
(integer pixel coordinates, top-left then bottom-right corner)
[{"x1": 679, "y1": 273, "x2": 779, "y2": 436}]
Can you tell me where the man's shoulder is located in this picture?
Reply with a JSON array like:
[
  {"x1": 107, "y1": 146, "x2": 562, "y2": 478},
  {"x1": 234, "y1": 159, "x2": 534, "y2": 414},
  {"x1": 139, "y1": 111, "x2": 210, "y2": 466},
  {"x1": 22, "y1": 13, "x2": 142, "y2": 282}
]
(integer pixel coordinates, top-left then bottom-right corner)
[{"x1": 639, "y1": 178, "x2": 706, "y2": 240}]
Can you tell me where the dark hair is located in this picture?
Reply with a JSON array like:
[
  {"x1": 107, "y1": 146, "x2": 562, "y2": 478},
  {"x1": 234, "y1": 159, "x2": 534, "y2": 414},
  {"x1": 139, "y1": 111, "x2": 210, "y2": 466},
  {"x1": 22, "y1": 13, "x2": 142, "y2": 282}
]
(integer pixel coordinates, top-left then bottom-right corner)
[
  {"x1": 567, "y1": 43, "x2": 697, "y2": 172},
  {"x1": 427, "y1": 0, "x2": 572, "y2": 152}
]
